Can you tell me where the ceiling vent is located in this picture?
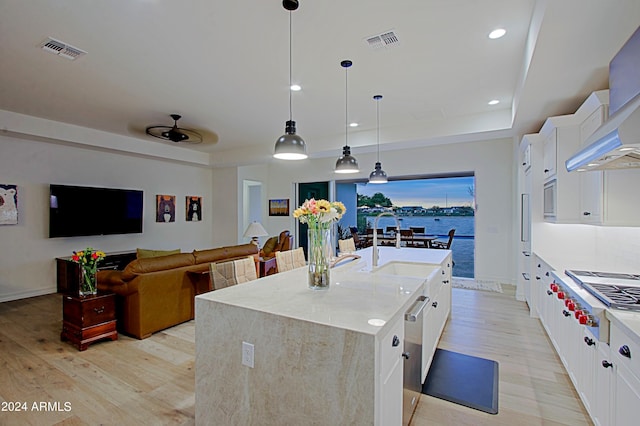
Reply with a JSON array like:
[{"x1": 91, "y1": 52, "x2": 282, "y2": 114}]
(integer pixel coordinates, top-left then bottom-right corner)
[
  {"x1": 40, "y1": 37, "x2": 86, "y2": 60},
  {"x1": 364, "y1": 30, "x2": 400, "y2": 50}
]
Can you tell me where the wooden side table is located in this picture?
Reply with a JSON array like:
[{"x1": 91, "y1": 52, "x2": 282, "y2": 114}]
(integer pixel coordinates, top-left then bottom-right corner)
[
  {"x1": 61, "y1": 293, "x2": 118, "y2": 351},
  {"x1": 259, "y1": 257, "x2": 278, "y2": 277}
]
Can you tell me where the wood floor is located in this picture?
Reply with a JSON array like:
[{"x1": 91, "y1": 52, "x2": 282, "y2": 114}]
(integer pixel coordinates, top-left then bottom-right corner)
[{"x1": 0, "y1": 286, "x2": 592, "y2": 425}]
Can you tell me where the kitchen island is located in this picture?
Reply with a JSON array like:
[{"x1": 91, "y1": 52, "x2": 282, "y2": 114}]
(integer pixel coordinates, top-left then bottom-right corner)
[{"x1": 195, "y1": 246, "x2": 451, "y2": 425}]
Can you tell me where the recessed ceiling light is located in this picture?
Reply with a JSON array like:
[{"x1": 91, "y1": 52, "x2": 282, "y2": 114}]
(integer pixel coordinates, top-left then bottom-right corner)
[
  {"x1": 488, "y1": 99, "x2": 500, "y2": 105},
  {"x1": 290, "y1": 84, "x2": 301, "y2": 91},
  {"x1": 349, "y1": 122, "x2": 358, "y2": 127},
  {"x1": 488, "y1": 28, "x2": 506, "y2": 39}
]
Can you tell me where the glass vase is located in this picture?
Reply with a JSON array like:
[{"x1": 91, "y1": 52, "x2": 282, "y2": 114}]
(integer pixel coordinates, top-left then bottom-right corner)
[
  {"x1": 79, "y1": 267, "x2": 97, "y2": 297},
  {"x1": 308, "y1": 225, "x2": 332, "y2": 290}
]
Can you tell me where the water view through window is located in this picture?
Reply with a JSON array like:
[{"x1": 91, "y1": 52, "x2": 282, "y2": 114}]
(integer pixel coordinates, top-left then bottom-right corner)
[{"x1": 355, "y1": 176, "x2": 475, "y2": 278}]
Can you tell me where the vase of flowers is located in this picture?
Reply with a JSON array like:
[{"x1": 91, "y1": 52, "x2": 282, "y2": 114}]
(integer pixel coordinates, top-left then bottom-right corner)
[
  {"x1": 293, "y1": 198, "x2": 346, "y2": 290},
  {"x1": 71, "y1": 248, "x2": 106, "y2": 296}
]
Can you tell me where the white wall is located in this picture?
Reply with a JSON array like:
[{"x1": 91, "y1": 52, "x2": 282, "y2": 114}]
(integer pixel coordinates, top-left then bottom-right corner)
[
  {"x1": 237, "y1": 137, "x2": 515, "y2": 285},
  {"x1": 0, "y1": 134, "x2": 214, "y2": 302}
]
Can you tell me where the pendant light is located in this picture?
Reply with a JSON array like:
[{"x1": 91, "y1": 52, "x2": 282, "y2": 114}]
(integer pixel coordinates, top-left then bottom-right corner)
[
  {"x1": 335, "y1": 60, "x2": 359, "y2": 173},
  {"x1": 273, "y1": 0, "x2": 307, "y2": 160},
  {"x1": 368, "y1": 95, "x2": 388, "y2": 184}
]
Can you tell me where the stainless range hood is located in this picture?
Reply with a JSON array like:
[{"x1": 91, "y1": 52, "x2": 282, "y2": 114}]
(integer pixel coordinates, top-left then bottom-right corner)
[
  {"x1": 566, "y1": 25, "x2": 640, "y2": 172},
  {"x1": 565, "y1": 93, "x2": 640, "y2": 172}
]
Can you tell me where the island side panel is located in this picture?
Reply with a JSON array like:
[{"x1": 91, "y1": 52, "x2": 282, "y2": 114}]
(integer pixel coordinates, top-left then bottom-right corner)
[{"x1": 195, "y1": 298, "x2": 376, "y2": 425}]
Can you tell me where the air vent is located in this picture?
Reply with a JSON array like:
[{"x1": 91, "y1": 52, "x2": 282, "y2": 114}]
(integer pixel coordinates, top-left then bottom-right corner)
[
  {"x1": 365, "y1": 30, "x2": 400, "y2": 50},
  {"x1": 40, "y1": 37, "x2": 86, "y2": 60}
]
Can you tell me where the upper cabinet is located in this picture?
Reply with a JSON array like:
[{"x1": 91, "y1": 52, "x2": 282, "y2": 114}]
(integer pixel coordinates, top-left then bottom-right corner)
[
  {"x1": 542, "y1": 128, "x2": 557, "y2": 180},
  {"x1": 539, "y1": 114, "x2": 581, "y2": 223},
  {"x1": 576, "y1": 91, "x2": 640, "y2": 226},
  {"x1": 526, "y1": 90, "x2": 640, "y2": 227}
]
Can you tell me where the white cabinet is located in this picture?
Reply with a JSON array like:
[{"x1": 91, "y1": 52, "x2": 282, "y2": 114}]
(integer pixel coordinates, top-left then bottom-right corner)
[
  {"x1": 542, "y1": 127, "x2": 557, "y2": 180},
  {"x1": 539, "y1": 115, "x2": 582, "y2": 223},
  {"x1": 610, "y1": 321, "x2": 640, "y2": 426},
  {"x1": 379, "y1": 315, "x2": 404, "y2": 426},
  {"x1": 579, "y1": 103, "x2": 607, "y2": 224},
  {"x1": 532, "y1": 253, "x2": 612, "y2": 425},
  {"x1": 421, "y1": 254, "x2": 452, "y2": 383}
]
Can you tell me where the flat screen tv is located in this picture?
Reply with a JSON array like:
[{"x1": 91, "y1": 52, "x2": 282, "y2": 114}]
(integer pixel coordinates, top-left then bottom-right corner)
[{"x1": 49, "y1": 184, "x2": 143, "y2": 238}]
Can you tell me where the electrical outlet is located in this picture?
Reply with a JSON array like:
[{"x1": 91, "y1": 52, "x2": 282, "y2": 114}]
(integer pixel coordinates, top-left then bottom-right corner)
[{"x1": 242, "y1": 341, "x2": 254, "y2": 368}]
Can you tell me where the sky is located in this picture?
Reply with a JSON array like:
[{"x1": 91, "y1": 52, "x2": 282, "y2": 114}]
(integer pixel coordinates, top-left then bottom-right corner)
[{"x1": 357, "y1": 176, "x2": 475, "y2": 208}]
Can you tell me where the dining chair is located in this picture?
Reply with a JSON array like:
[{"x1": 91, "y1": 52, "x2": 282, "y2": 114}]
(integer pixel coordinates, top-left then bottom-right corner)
[
  {"x1": 338, "y1": 238, "x2": 356, "y2": 253},
  {"x1": 350, "y1": 228, "x2": 368, "y2": 249},
  {"x1": 233, "y1": 256, "x2": 258, "y2": 283},
  {"x1": 431, "y1": 229, "x2": 455, "y2": 249},
  {"x1": 276, "y1": 248, "x2": 306, "y2": 272},
  {"x1": 410, "y1": 226, "x2": 425, "y2": 234},
  {"x1": 291, "y1": 247, "x2": 306, "y2": 268},
  {"x1": 400, "y1": 229, "x2": 416, "y2": 247},
  {"x1": 209, "y1": 260, "x2": 237, "y2": 290}
]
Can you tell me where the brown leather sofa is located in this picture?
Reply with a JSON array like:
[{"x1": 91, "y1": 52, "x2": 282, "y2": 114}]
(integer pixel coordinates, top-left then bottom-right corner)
[{"x1": 97, "y1": 244, "x2": 258, "y2": 339}]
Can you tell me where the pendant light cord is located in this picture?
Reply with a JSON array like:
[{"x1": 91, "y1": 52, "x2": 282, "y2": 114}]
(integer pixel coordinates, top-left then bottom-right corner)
[
  {"x1": 376, "y1": 98, "x2": 380, "y2": 161},
  {"x1": 344, "y1": 64, "x2": 348, "y2": 147},
  {"x1": 289, "y1": 11, "x2": 293, "y2": 122}
]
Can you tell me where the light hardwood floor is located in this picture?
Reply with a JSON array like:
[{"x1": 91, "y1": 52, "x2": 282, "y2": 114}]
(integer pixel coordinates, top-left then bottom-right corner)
[{"x1": 0, "y1": 286, "x2": 591, "y2": 425}]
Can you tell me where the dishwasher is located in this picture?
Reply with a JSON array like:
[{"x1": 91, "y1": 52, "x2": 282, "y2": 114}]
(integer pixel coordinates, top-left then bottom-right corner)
[{"x1": 403, "y1": 295, "x2": 429, "y2": 425}]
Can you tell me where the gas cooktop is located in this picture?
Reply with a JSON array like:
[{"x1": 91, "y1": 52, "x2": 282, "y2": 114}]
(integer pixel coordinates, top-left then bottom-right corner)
[{"x1": 565, "y1": 269, "x2": 640, "y2": 311}]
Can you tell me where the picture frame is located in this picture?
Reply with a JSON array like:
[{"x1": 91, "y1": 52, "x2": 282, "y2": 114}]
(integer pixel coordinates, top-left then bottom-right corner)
[
  {"x1": 156, "y1": 194, "x2": 176, "y2": 223},
  {"x1": 269, "y1": 199, "x2": 289, "y2": 216},
  {"x1": 186, "y1": 196, "x2": 202, "y2": 222},
  {"x1": 0, "y1": 184, "x2": 18, "y2": 225}
]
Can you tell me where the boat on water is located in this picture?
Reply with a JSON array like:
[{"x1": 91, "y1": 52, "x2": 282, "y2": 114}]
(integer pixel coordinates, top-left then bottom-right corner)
[{"x1": 434, "y1": 218, "x2": 440, "y2": 221}]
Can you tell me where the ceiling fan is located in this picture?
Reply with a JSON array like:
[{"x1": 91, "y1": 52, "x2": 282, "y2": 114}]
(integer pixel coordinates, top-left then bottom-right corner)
[{"x1": 145, "y1": 114, "x2": 203, "y2": 144}]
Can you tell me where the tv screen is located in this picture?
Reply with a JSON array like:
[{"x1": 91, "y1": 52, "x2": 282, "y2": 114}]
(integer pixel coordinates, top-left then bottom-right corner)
[{"x1": 49, "y1": 184, "x2": 143, "y2": 238}]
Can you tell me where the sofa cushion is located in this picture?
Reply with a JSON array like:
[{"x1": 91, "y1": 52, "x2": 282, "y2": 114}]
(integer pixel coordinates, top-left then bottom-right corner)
[
  {"x1": 261, "y1": 236, "x2": 279, "y2": 256},
  {"x1": 122, "y1": 253, "x2": 195, "y2": 280},
  {"x1": 136, "y1": 248, "x2": 181, "y2": 259}
]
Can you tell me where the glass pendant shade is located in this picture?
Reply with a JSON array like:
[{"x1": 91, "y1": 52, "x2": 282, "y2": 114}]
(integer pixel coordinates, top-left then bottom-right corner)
[
  {"x1": 369, "y1": 162, "x2": 388, "y2": 183},
  {"x1": 335, "y1": 145, "x2": 359, "y2": 173},
  {"x1": 274, "y1": 120, "x2": 307, "y2": 160}
]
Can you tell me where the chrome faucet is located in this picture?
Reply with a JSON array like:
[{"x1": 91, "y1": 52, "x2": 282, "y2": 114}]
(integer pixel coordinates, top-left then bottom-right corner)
[{"x1": 372, "y1": 212, "x2": 401, "y2": 267}]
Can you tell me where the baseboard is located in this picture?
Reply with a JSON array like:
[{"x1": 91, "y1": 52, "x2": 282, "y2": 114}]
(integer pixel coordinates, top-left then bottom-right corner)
[{"x1": 0, "y1": 287, "x2": 57, "y2": 303}]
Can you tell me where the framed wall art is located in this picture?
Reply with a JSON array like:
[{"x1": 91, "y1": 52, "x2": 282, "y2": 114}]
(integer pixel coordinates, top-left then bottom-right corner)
[
  {"x1": 156, "y1": 194, "x2": 176, "y2": 223},
  {"x1": 186, "y1": 196, "x2": 202, "y2": 221},
  {"x1": 269, "y1": 199, "x2": 289, "y2": 216},
  {"x1": 0, "y1": 184, "x2": 18, "y2": 225}
]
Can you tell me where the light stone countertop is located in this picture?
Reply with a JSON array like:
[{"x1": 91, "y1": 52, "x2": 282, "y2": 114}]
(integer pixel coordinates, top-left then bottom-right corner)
[
  {"x1": 606, "y1": 310, "x2": 640, "y2": 346},
  {"x1": 196, "y1": 246, "x2": 450, "y2": 336}
]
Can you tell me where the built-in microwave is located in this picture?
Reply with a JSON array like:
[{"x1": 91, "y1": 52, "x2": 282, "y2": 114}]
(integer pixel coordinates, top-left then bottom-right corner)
[{"x1": 543, "y1": 180, "x2": 556, "y2": 218}]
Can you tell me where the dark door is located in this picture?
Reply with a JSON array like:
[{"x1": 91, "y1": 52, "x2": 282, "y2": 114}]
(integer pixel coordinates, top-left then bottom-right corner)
[{"x1": 297, "y1": 182, "x2": 329, "y2": 257}]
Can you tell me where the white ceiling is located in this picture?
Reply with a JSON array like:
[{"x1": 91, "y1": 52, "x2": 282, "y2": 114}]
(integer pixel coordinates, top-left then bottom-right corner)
[{"x1": 1, "y1": 0, "x2": 639, "y2": 167}]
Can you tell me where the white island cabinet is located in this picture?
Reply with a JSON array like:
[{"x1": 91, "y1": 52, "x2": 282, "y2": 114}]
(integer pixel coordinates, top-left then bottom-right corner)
[{"x1": 195, "y1": 247, "x2": 451, "y2": 426}]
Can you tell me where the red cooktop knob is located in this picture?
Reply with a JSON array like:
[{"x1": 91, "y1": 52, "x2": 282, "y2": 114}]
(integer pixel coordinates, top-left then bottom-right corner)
[
  {"x1": 579, "y1": 314, "x2": 588, "y2": 325},
  {"x1": 557, "y1": 291, "x2": 565, "y2": 299},
  {"x1": 575, "y1": 310, "x2": 583, "y2": 319},
  {"x1": 568, "y1": 301, "x2": 575, "y2": 311},
  {"x1": 551, "y1": 283, "x2": 558, "y2": 292}
]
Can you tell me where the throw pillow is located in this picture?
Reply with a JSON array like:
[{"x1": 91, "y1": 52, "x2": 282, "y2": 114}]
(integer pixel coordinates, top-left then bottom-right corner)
[
  {"x1": 261, "y1": 236, "x2": 279, "y2": 256},
  {"x1": 136, "y1": 248, "x2": 181, "y2": 259}
]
